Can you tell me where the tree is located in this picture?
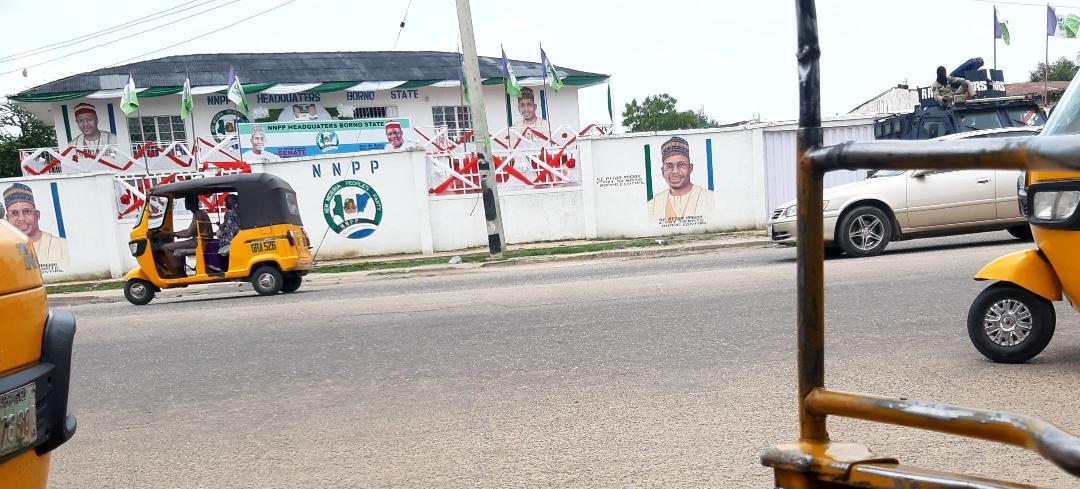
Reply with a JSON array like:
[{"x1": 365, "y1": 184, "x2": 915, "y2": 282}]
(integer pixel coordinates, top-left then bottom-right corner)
[
  {"x1": 1029, "y1": 56, "x2": 1079, "y2": 82},
  {"x1": 0, "y1": 102, "x2": 56, "y2": 178},
  {"x1": 621, "y1": 93, "x2": 719, "y2": 132}
]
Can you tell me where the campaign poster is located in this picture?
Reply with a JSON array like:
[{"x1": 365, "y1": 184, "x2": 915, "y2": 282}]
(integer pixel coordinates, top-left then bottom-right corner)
[
  {"x1": 644, "y1": 135, "x2": 716, "y2": 228},
  {"x1": 237, "y1": 118, "x2": 414, "y2": 163},
  {"x1": 66, "y1": 102, "x2": 119, "y2": 148},
  {"x1": 3, "y1": 182, "x2": 69, "y2": 275}
]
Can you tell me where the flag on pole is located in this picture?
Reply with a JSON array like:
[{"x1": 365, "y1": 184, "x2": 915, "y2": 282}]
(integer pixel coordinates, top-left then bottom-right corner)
[
  {"x1": 227, "y1": 67, "x2": 249, "y2": 116},
  {"x1": 541, "y1": 46, "x2": 564, "y2": 93},
  {"x1": 607, "y1": 82, "x2": 614, "y2": 123},
  {"x1": 500, "y1": 46, "x2": 522, "y2": 98},
  {"x1": 1049, "y1": 5, "x2": 1058, "y2": 36},
  {"x1": 1056, "y1": 13, "x2": 1080, "y2": 38},
  {"x1": 456, "y1": 52, "x2": 471, "y2": 105},
  {"x1": 995, "y1": 8, "x2": 1010, "y2": 45},
  {"x1": 120, "y1": 73, "x2": 139, "y2": 115},
  {"x1": 180, "y1": 76, "x2": 194, "y2": 120}
]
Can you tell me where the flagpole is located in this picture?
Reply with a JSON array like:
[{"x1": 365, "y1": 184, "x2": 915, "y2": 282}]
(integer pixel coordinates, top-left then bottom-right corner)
[
  {"x1": 993, "y1": 7, "x2": 997, "y2": 70},
  {"x1": 1046, "y1": 23, "x2": 1050, "y2": 108},
  {"x1": 541, "y1": 42, "x2": 553, "y2": 138}
]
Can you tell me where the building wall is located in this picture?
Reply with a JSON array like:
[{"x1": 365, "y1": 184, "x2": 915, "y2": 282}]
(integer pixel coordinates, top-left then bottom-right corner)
[
  {"x1": 0, "y1": 172, "x2": 125, "y2": 282},
  {"x1": 44, "y1": 85, "x2": 583, "y2": 150},
  {"x1": 3, "y1": 117, "x2": 875, "y2": 284}
]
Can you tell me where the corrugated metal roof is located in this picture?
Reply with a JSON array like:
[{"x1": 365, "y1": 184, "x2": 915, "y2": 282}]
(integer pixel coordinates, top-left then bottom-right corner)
[
  {"x1": 1005, "y1": 81, "x2": 1069, "y2": 96},
  {"x1": 14, "y1": 51, "x2": 606, "y2": 96}
]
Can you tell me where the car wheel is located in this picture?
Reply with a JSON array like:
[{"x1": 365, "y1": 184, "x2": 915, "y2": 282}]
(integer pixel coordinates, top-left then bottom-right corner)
[
  {"x1": 967, "y1": 283, "x2": 1055, "y2": 363},
  {"x1": 251, "y1": 266, "x2": 284, "y2": 295},
  {"x1": 281, "y1": 273, "x2": 302, "y2": 293},
  {"x1": 124, "y1": 279, "x2": 155, "y2": 306},
  {"x1": 836, "y1": 206, "x2": 891, "y2": 257},
  {"x1": 1007, "y1": 225, "x2": 1033, "y2": 241}
]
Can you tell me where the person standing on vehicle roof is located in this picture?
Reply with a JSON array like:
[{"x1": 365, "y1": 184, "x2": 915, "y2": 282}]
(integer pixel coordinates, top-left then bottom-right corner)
[
  {"x1": 932, "y1": 66, "x2": 975, "y2": 106},
  {"x1": 950, "y1": 57, "x2": 984, "y2": 78}
]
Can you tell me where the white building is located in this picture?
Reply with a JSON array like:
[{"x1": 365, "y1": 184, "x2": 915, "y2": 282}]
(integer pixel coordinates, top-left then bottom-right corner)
[{"x1": 11, "y1": 51, "x2": 610, "y2": 176}]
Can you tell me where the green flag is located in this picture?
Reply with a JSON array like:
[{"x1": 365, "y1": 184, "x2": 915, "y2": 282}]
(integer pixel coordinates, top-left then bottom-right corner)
[
  {"x1": 500, "y1": 46, "x2": 521, "y2": 98},
  {"x1": 120, "y1": 73, "x2": 139, "y2": 115},
  {"x1": 541, "y1": 47, "x2": 564, "y2": 93},
  {"x1": 227, "y1": 67, "x2": 249, "y2": 116},
  {"x1": 1000, "y1": 22, "x2": 1010, "y2": 45},
  {"x1": 180, "y1": 77, "x2": 194, "y2": 120}
]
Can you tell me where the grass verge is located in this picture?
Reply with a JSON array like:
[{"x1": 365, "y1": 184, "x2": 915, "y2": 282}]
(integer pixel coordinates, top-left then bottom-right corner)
[{"x1": 46, "y1": 239, "x2": 663, "y2": 294}]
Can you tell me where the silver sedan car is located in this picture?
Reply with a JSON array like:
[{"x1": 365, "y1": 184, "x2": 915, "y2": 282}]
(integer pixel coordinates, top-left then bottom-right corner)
[{"x1": 768, "y1": 127, "x2": 1037, "y2": 257}]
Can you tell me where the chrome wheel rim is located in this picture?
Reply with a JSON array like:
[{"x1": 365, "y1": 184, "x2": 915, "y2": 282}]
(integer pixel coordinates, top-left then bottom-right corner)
[
  {"x1": 129, "y1": 282, "x2": 148, "y2": 299},
  {"x1": 258, "y1": 273, "x2": 276, "y2": 290},
  {"x1": 984, "y1": 299, "x2": 1033, "y2": 347},
  {"x1": 847, "y1": 214, "x2": 884, "y2": 251}
]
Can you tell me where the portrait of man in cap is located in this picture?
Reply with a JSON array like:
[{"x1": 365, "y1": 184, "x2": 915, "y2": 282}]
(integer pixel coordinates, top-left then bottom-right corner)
[
  {"x1": 647, "y1": 136, "x2": 714, "y2": 221},
  {"x1": 242, "y1": 126, "x2": 282, "y2": 163},
  {"x1": 70, "y1": 103, "x2": 118, "y2": 148},
  {"x1": 517, "y1": 87, "x2": 542, "y2": 128},
  {"x1": 384, "y1": 121, "x2": 405, "y2": 150},
  {"x1": 4, "y1": 183, "x2": 68, "y2": 265}
]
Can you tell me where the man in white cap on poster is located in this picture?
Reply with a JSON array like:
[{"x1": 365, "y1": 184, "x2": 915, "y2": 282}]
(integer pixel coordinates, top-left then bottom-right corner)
[
  {"x1": 242, "y1": 126, "x2": 282, "y2": 163},
  {"x1": 70, "y1": 103, "x2": 118, "y2": 148}
]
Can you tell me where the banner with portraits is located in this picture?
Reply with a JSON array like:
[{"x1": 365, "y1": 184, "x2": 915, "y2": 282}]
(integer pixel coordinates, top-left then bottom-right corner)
[
  {"x1": 236, "y1": 118, "x2": 415, "y2": 163},
  {"x1": 2, "y1": 181, "x2": 69, "y2": 275}
]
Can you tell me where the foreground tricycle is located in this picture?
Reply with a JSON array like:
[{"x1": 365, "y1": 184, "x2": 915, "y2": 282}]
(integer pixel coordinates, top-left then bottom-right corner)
[
  {"x1": 762, "y1": 1, "x2": 1080, "y2": 486},
  {"x1": 124, "y1": 174, "x2": 313, "y2": 305},
  {"x1": 967, "y1": 94, "x2": 1080, "y2": 363}
]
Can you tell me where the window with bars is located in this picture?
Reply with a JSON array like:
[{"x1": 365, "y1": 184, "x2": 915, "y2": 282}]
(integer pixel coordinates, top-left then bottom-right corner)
[
  {"x1": 127, "y1": 116, "x2": 187, "y2": 145},
  {"x1": 353, "y1": 106, "x2": 397, "y2": 119},
  {"x1": 431, "y1": 106, "x2": 472, "y2": 141}
]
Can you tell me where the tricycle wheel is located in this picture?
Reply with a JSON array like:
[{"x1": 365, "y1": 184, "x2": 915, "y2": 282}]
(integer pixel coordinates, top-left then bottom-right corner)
[
  {"x1": 281, "y1": 273, "x2": 302, "y2": 293},
  {"x1": 967, "y1": 282, "x2": 1055, "y2": 363},
  {"x1": 124, "y1": 279, "x2": 155, "y2": 306},
  {"x1": 251, "y1": 266, "x2": 283, "y2": 295}
]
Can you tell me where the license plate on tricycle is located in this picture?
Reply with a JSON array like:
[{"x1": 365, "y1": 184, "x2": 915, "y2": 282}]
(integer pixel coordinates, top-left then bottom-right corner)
[{"x1": 0, "y1": 383, "x2": 37, "y2": 458}]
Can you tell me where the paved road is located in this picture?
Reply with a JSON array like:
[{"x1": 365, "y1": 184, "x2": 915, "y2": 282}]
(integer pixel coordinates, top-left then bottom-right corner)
[{"x1": 48, "y1": 231, "x2": 1080, "y2": 488}]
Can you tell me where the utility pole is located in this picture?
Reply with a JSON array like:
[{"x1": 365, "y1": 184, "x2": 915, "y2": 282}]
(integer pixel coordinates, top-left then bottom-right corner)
[{"x1": 455, "y1": 0, "x2": 506, "y2": 258}]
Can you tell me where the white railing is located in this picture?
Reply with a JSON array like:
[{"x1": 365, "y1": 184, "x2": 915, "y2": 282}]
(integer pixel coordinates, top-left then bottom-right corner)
[
  {"x1": 417, "y1": 124, "x2": 613, "y2": 196},
  {"x1": 18, "y1": 136, "x2": 247, "y2": 176}
]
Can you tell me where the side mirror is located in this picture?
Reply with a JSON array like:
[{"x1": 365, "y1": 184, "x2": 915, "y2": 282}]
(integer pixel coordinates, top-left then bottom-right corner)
[{"x1": 911, "y1": 170, "x2": 932, "y2": 178}]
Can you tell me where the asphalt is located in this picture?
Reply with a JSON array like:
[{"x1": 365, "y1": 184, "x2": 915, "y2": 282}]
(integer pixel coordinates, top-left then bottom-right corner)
[{"x1": 45, "y1": 231, "x2": 1080, "y2": 488}]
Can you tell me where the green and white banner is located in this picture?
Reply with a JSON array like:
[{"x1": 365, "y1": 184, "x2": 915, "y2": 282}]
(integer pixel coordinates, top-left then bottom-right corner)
[{"x1": 237, "y1": 118, "x2": 413, "y2": 163}]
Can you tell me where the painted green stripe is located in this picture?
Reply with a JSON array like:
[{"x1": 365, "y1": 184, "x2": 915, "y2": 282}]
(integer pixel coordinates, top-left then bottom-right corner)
[
  {"x1": 309, "y1": 81, "x2": 357, "y2": 93},
  {"x1": 138, "y1": 86, "x2": 183, "y2": 97},
  {"x1": 644, "y1": 144, "x2": 653, "y2": 200},
  {"x1": 60, "y1": 104, "x2": 72, "y2": 142},
  {"x1": 563, "y1": 75, "x2": 609, "y2": 87},
  {"x1": 397, "y1": 80, "x2": 439, "y2": 89},
  {"x1": 240, "y1": 83, "x2": 274, "y2": 93},
  {"x1": 10, "y1": 90, "x2": 95, "y2": 102}
]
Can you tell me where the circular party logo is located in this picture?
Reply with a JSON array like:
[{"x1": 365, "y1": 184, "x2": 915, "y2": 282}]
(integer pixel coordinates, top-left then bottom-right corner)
[{"x1": 322, "y1": 179, "x2": 382, "y2": 239}]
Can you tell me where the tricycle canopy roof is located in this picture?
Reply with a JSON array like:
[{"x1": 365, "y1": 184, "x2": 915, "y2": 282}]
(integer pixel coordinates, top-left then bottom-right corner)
[{"x1": 151, "y1": 173, "x2": 302, "y2": 229}]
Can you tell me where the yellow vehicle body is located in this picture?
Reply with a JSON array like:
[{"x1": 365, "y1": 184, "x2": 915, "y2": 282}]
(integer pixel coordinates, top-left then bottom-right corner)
[
  {"x1": 975, "y1": 249, "x2": 1062, "y2": 302},
  {"x1": 0, "y1": 221, "x2": 77, "y2": 489},
  {"x1": 122, "y1": 174, "x2": 313, "y2": 305}
]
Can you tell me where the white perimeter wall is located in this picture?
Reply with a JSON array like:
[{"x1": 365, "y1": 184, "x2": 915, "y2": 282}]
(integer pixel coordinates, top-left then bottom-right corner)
[{"x1": 4, "y1": 116, "x2": 875, "y2": 283}]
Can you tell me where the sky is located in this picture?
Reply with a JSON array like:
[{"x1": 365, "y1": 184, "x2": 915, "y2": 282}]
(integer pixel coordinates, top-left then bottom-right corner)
[{"x1": 4, "y1": 0, "x2": 1080, "y2": 128}]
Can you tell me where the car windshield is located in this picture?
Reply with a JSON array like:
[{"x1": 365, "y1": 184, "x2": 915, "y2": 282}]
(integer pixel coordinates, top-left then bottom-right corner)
[
  {"x1": 869, "y1": 170, "x2": 906, "y2": 178},
  {"x1": 1006, "y1": 108, "x2": 1045, "y2": 127},
  {"x1": 1041, "y1": 73, "x2": 1080, "y2": 135}
]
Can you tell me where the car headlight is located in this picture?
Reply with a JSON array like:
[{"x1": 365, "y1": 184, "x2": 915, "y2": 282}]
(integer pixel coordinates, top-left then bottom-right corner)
[
  {"x1": 129, "y1": 242, "x2": 138, "y2": 254},
  {"x1": 1033, "y1": 190, "x2": 1080, "y2": 221},
  {"x1": 783, "y1": 201, "x2": 829, "y2": 218}
]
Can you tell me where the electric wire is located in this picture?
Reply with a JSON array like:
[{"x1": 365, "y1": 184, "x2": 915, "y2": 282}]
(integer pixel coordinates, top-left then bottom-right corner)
[
  {"x1": 0, "y1": 0, "x2": 210, "y2": 62},
  {"x1": 0, "y1": 0, "x2": 244, "y2": 77}
]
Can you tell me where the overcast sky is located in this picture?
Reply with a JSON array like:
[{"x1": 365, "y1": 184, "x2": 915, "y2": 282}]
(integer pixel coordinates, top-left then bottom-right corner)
[{"x1": 4, "y1": 0, "x2": 1080, "y2": 127}]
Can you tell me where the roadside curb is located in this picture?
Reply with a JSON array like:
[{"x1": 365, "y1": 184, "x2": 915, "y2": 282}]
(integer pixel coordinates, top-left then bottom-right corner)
[{"x1": 46, "y1": 235, "x2": 772, "y2": 297}]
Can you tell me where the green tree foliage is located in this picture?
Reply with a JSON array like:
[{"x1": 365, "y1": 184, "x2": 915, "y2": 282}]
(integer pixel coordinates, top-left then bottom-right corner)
[
  {"x1": 621, "y1": 94, "x2": 720, "y2": 132},
  {"x1": 1029, "y1": 56, "x2": 1080, "y2": 82},
  {"x1": 0, "y1": 102, "x2": 56, "y2": 178}
]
